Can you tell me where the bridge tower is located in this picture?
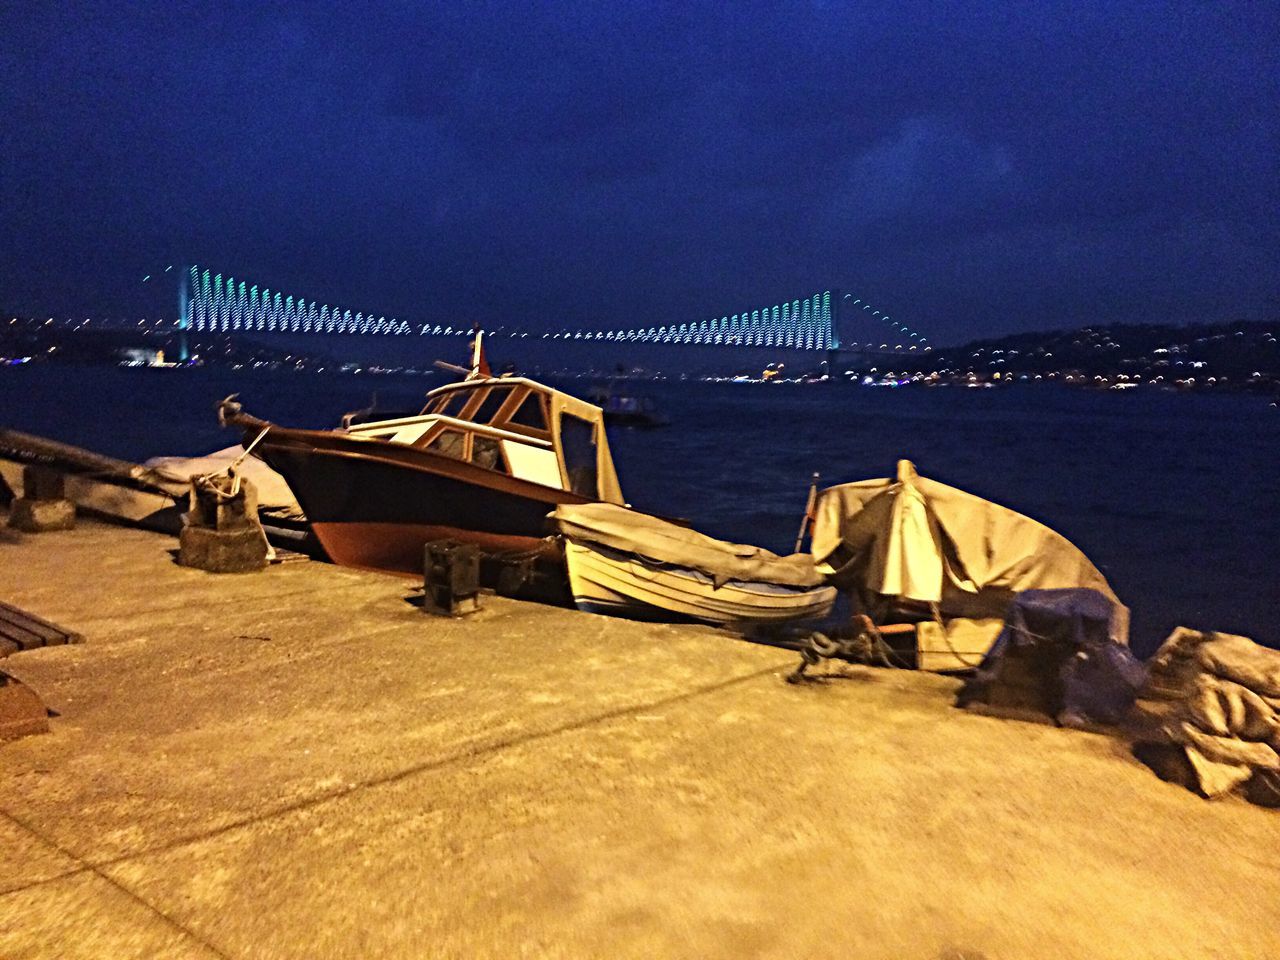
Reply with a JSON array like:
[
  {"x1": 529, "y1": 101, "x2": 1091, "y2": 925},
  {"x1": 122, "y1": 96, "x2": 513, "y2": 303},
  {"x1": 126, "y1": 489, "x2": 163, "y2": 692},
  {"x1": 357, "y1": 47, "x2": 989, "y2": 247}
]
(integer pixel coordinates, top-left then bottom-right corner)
[
  {"x1": 176, "y1": 265, "x2": 192, "y2": 361},
  {"x1": 826, "y1": 287, "x2": 847, "y2": 369}
]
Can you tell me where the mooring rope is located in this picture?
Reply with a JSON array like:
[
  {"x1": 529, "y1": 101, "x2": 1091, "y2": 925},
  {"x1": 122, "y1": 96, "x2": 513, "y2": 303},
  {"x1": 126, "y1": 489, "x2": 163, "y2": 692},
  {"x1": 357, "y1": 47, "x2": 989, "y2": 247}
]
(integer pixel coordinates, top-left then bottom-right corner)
[{"x1": 193, "y1": 425, "x2": 271, "y2": 501}]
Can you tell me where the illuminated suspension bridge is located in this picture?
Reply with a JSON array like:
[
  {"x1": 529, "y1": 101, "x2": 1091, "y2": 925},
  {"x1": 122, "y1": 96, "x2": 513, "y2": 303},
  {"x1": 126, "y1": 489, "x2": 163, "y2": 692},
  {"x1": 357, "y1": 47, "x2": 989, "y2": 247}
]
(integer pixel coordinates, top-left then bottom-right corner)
[{"x1": 174, "y1": 264, "x2": 930, "y2": 353}]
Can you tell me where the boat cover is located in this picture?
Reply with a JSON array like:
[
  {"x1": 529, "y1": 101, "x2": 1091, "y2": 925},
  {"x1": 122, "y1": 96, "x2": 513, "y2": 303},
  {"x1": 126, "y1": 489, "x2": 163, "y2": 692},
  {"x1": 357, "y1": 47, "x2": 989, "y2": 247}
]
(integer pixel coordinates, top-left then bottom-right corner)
[
  {"x1": 810, "y1": 460, "x2": 1129, "y2": 644},
  {"x1": 144, "y1": 446, "x2": 302, "y2": 514},
  {"x1": 553, "y1": 502, "x2": 826, "y2": 588},
  {"x1": 964, "y1": 588, "x2": 1146, "y2": 726}
]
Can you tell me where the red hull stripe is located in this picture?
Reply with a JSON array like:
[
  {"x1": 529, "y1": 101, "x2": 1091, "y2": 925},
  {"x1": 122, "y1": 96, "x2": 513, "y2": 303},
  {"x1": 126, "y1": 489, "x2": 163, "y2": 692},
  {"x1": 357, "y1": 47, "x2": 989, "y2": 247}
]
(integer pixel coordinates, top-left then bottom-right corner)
[{"x1": 311, "y1": 521, "x2": 550, "y2": 576}]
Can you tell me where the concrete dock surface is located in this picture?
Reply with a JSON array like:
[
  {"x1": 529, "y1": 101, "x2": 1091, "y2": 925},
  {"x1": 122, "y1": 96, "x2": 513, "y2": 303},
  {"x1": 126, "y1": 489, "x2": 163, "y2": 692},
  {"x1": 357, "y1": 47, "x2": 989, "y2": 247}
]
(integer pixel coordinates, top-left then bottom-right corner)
[{"x1": 1, "y1": 519, "x2": 1277, "y2": 959}]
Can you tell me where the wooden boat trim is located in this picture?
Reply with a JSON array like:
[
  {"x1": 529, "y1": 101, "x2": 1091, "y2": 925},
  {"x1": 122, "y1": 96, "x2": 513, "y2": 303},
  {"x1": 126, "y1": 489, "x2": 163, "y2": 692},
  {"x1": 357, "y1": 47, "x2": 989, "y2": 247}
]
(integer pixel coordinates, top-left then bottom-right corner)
[{"x1": 253, "y1": 430, "x2": 594, "y2": 506}]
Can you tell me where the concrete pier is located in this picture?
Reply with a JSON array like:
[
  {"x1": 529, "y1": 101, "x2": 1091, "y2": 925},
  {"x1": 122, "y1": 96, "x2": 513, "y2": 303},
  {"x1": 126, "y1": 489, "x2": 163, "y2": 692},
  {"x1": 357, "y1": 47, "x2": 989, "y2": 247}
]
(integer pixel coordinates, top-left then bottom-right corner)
[{"x1": 1, "y1": 519, "x2": 1277, "y2": 959}]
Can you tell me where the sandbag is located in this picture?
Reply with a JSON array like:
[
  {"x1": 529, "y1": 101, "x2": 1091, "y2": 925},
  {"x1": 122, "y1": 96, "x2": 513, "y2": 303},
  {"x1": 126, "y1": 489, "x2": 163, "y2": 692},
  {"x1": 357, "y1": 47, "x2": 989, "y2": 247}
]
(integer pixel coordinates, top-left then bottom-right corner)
[
  {"x1": 1142, "y1": 627, "x2": 1213, "y2": 700},
  {"x1": 1184, "y1": 746, "x2": 1254, "y2": 798},
  {"x1": 1187, "y1": 678, "x2": 1229, "y2": 735},
  {"x1": 1171, "y1": 722, "x2": 1280, "y2": 770},
  {"x1": 1187, "y1": 675, "x2": 1278, "y2": 742},
  {"x1": 1248, "y1": 769, "x2": 1280, "y2": 808},
  {"x1": 1196, "y1": 633, "x2": 1280, "y2": 697}
]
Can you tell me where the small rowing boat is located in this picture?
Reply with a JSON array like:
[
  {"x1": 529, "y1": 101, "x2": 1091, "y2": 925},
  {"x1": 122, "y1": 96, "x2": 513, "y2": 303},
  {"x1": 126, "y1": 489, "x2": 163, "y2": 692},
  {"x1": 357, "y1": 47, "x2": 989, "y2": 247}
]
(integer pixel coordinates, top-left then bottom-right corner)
[{"x1": 553, "y1": 502, "x2": 836, "y2": 626}]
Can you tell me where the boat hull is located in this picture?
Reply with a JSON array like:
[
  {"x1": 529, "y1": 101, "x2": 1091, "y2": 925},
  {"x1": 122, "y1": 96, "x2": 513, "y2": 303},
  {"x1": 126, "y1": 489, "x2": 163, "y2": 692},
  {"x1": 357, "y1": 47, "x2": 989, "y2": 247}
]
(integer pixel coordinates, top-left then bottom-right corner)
[
  {"x1": 564, "y1": 541, "x2": 837, "y2": 625},
  {"x1": 258, "y1": 441, "x2": 580, "y2": 575}
]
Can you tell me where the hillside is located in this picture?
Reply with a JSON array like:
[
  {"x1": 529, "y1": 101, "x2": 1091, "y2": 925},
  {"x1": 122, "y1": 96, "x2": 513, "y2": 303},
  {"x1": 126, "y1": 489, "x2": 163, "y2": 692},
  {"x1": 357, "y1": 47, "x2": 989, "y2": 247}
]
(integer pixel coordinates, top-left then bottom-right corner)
[{"x1": 874, "y1": 320, "x2": 1278, "y2": 394}]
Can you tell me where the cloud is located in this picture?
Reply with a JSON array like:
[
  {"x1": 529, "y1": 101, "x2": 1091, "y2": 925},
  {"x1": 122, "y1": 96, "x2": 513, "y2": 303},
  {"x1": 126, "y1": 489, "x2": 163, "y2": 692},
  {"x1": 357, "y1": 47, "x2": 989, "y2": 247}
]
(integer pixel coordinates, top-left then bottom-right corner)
[
  {"x1": 0, "y1": 1, "x2": 1276, "y2": 333},
  {"x1": 830, "y1": 117, "x2": 1014, "y2": 230}
]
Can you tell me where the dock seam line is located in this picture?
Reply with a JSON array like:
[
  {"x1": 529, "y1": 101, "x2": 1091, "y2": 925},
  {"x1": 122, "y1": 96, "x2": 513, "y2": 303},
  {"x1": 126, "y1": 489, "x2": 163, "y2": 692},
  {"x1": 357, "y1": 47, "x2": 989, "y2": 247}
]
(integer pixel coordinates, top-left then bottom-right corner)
[
  {"x1": 9, "y1": 661, "x2": 784, "y2": 891},
  {"x1": 0, "y1": 807, "x2": 232, "y2": 960},
  {"x1": 16, "y1": 582, "x2": 400, "y2": 626}
]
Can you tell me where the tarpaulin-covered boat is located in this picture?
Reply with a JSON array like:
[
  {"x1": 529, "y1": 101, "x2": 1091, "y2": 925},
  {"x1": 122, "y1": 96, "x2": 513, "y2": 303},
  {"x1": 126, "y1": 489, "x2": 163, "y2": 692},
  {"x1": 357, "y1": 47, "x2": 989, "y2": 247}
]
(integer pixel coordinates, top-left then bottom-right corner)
[
  {"x1": 554, "y1": 502, "x2": 836, "y2": 625},
  {"x1": 809, "y1": 460, "x2": 1129, "y2": 666}
]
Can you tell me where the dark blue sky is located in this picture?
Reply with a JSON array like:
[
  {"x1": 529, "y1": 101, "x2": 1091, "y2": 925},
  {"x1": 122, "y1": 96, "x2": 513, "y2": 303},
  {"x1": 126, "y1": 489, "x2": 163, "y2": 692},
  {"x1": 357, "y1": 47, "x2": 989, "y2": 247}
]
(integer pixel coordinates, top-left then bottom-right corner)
[{"x1": 2, "y1": 1, "x2": 1276, "y2": 344}]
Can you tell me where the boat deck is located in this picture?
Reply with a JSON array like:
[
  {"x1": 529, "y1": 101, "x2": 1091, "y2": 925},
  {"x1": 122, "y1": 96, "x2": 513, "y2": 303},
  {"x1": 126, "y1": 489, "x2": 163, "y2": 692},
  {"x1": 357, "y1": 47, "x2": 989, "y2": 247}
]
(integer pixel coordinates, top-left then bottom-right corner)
[{"x1": 1, "y1": 518, "x2": 1278, "y2": 959}]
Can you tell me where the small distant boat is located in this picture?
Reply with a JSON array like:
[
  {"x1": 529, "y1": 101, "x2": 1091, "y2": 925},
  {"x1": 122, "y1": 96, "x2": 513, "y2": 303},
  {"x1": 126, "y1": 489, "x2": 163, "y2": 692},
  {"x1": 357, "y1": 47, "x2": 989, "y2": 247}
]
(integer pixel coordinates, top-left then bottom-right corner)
[
  {"x1": 553, "y1": 503, "x2": 836, "y2": 625},
  {"x1": 587, "y1": 385, "x2": 667, "y2": 428}
]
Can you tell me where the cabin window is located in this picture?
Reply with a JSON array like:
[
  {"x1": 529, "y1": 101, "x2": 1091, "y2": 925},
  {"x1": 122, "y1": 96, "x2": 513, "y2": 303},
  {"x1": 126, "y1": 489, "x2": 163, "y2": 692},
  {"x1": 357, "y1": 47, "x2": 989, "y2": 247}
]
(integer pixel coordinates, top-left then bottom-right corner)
[
  {"x1": 471, "y1": 386, "x2": 514, "y2": 425},
  {"x1": 559, "y1": 414, "x2": 598, "y2": 498},
  {"x1": 429, "y1": 392, "x2": 466, "y2": 418},
  {"x1": 426, "y1": 429, "x2": 465, "y2": 460},
  {"x1": 508, "y1": 391, "x2": 548, "y2": 430},
  {"x1": 472, "y1": 435, "x2": 507, "y2": 473}
]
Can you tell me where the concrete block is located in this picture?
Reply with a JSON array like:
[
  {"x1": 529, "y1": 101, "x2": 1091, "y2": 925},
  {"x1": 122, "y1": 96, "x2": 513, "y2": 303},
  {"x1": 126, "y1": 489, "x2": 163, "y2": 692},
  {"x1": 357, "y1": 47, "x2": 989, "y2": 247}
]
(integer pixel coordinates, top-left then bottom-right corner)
[
  {"x1": 0, "y1": 676, "x2": 50, "y2": 741},
  {"x1": 9, "y1": 497, "x2": 76, "y2": 532},
  {"x1": 179, "y1": 524, "x2": 269, "y2": 573}
]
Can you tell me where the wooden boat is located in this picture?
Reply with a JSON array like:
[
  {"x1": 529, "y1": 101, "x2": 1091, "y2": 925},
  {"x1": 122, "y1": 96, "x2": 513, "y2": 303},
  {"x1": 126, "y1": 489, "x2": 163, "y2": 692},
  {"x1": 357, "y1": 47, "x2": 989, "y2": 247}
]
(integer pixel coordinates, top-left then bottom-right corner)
[
  {"x1": 554, "y1": 503, "x2": 836, "y2": 626},
  {"x1": 0, "y1": 429, "x2": 182, "y2": 531},
  {"x1": 0, "y1": 428, "x2": 307, "y2": 541},
  {"x1": 219, "y1": 337, "x2": 626, "y2": 576}
]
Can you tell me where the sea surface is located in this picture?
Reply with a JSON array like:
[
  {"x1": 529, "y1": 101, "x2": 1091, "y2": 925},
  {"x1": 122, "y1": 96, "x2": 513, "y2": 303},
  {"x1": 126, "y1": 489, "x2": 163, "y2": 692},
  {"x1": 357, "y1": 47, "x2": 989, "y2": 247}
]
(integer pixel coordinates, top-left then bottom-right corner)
[{"x1": 2, "y1": 364, "x2": 1276, "y2": 657}]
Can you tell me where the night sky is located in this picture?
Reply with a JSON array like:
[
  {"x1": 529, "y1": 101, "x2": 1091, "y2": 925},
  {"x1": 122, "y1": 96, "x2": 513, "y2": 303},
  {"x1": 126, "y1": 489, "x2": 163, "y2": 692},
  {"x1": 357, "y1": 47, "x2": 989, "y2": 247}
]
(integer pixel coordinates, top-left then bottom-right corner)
[{"x1": 2, "y1": 2, "x2": 1277, "y2": 344}]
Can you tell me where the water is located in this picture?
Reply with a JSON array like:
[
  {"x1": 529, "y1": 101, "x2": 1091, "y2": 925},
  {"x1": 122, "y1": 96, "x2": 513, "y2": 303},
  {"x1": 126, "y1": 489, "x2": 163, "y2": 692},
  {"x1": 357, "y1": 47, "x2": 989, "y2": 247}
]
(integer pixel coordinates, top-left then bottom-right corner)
[{"x1": 2, "y1": 364, "x2": 1276, "y2": 656}]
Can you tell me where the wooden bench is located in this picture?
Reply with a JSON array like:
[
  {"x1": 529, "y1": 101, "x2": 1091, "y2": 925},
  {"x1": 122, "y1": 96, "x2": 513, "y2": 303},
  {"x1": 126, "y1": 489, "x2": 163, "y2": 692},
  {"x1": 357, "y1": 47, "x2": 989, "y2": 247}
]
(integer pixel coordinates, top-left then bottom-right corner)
[{"x1": 0, "y1": 601, "x2": 82, "y2": 658}]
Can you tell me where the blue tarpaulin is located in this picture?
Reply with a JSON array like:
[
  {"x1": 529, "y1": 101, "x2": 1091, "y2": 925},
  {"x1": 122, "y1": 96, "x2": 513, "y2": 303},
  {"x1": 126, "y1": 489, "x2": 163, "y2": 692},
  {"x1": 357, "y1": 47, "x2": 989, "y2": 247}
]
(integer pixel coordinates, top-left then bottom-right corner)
[{"x1": 970, "y1": 588, "x2": 1147, "y2": 726}]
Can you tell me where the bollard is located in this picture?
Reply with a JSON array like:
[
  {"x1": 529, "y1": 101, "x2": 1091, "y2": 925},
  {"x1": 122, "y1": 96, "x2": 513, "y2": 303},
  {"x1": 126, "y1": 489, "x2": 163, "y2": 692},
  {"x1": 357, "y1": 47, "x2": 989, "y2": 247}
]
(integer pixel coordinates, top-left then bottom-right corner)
[
  {"x1": 178, "y1": 471, "x2": 269, "y2": 573},
  {"x1": 8, "y1": 466, "x2": 76, "y2": 532},
  {"x1": 423, "y1": 540, "x2": 481, "y2": 616}
]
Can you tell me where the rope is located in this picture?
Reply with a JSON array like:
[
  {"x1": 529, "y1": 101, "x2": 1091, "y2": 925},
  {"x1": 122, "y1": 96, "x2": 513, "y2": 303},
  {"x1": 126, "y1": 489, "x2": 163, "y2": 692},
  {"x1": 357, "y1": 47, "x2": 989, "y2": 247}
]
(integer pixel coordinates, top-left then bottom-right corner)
[
  {"x1": 193, "y1": 425, "x2": 271, "y2": 501},
  {"x1": 785, "y1": 616, "x2": 911, "y2": 682},
  {"x1": 228, "y1": 425, "x2": 271, "y2": 472},
  {"x1": 929, "y1": 600, "x2": 988, "y2": 669}
]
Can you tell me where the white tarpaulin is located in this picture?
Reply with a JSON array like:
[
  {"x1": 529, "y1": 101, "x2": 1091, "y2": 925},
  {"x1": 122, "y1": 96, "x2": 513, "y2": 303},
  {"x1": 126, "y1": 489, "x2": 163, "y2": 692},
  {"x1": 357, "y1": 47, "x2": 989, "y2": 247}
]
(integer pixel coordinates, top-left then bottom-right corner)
[
  {"x1": 144, "y1": 446, "x2": 302, "y2": 514},
  {"x1": 811, "y1": 460, "x2": 1129, "y2": 644}
]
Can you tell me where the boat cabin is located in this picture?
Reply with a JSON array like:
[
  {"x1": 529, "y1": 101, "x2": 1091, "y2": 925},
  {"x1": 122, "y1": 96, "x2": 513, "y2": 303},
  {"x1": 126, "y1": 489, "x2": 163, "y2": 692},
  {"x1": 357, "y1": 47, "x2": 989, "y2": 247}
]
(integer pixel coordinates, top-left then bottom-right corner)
[{"x1": 343, "y1": 377, "x2": 625, "y2": 504}]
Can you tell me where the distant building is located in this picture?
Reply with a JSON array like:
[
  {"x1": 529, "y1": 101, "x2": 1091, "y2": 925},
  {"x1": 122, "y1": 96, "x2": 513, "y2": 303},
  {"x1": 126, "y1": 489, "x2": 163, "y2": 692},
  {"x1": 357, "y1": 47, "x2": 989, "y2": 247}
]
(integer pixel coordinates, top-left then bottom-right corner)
[{"x1": 118, "y1": 347, "x2": 171, "y2": 366}]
